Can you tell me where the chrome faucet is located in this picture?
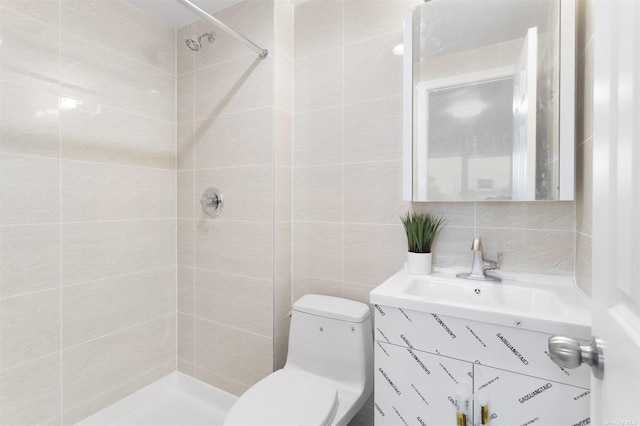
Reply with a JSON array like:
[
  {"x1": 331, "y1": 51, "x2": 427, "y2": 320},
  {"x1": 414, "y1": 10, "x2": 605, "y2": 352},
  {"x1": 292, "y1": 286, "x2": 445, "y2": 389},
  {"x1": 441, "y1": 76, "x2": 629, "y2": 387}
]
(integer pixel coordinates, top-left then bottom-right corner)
[{"x1": 456, "y1": 235, "x2": 502, "y2": 282}]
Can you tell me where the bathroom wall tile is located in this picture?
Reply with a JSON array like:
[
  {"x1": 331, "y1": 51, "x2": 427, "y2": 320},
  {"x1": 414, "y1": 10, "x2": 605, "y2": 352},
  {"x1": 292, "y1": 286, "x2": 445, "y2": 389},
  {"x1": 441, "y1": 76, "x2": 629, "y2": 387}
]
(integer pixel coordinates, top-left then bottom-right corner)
[
  {"x1": 275, "y1": 165, "x2": 292, "y2": 223},
  {"x1": 178, "y1": 171, "x2": 195, "y2": 219},
  {"x1": 177, "y1": 122, "x2": 195, "y2": 170},
  {"x1": 61, "y1": 103, "x2": 175, "y2": 169},
  {"x1": 177, "y1": 23, "x2": 196, "y2": 77},
  {"x1": 0, "y1": 289, "x2": 60, "y2": 370},
  {"x1": 476, "y1": 201, "x2": 575, "y2": 231},
  {"x1": 577, "y1": 0, "x2": 594, "y2": 59},
  {"x1": 195, "y1": 107, "x2": 273, "y2": 169},
  {"x1": 412, "y1": 202, "x2": 476, "y2": 228},
  {"x1": 178, "y1": 313, "x2": 195, "y2": 364},
  {"x1": 0, "y1": 7, "x2": 59, "y2": 88},
  {"x1": 0, "y1": 81, "x2": 60, "y2": 158},
  {"x1": 343, "y1": 96, "x2": 403, "y2": 163},
  {"x1": 0, "y1": 354, "x2": 61, "y2": 426},
  {"x1": 194, "y1": 53, "x2": 273, "y2": 120},
  {"x1": 273, "y1": 329, "x2": 289, "y2": 371},
  {"x1": 61, "y1": 161, "x2": 176, "y2": 222},
  {"x1": 61, "y1": 219, "x2": 176, "y2": 285},
  {"x1": 195, "y1": 269, "x2": 273, "y2": 337},
  {"x1": 576, "y1": 138, "x2": 593, "y2": 237},
  {"x1": 576, "y1": 232, "x2": 592, "y2": 297},
  {"x1": 291, "y1": 275, "x2": 342, "y2": 301},
  {"x1": 576, "y1": 40, "x2": 594, "y2": 145},
  {"x1": 430, "y1": 226, "x2": 476, "y2": 268},
  {"x1": 60, "y1": 33, "x2": 175, "y2": 122},
  {"x1": 61, "y1": 359, "x2": 175, "y2": 426},
  {"x1": 0, "y1": 0, "x2": 60, "y2": 28},
  {"x1": 294, "y1": 0, "x2": 343, "y2": 58},
  {"x1": 343, "y1": 161, "x2": 408, "y2": 224},
  {"x1": 193, "y1": 0, "x2": 274, "y2": 70},
  {"x1": 194, "y1": 366, "x2": 249, "y2": 397},
  {"x1": 274, "y1": 0, "x2": 294, "y2": 59},
  {"x1": 343, "y1": 281, "x2": 376, "y2": 309},
  {"x1": 0, "y1": 154, "x2": 60, "y2": 225},
  {"x1": 294, "y1": 48, "x2": 343, "y2": 112},
  {"x1": 194, "y1": 319, "x2": 273, "y2": 387},
  {"x1": 195, "y1": 166, "x2": 273, "y2": 222},
  {"x1": 275, "y1": 221, "x2": 292, "y2": 279},
  {"x1": 195, "y1": 221, "x2": 273, "y2": 279},
  {"x1": 275, "y1": 53, "x2": 293, "y2": 112},
  {"x1": 344, "y1": 32, "x2": 404, "y2": 104},
  {"x1": 177, "y1": 266, "x2": 195, "y2": 315},
  {"x1": 60, "y1": 0, "x2": 175, "y2": 74},
  {"x1": 343, "y1": 224, "x2": 406, "y2": 286},
  {"x1": 177, "y1": 73, "x2": 195, "y2": 124},
  {"x1": 178, "y1": 359, "x2": 196, "y2": 377},
  {"x1": 61, "y1": 267, "x2": 176, "y2": 347},
  {"x1": 292, "y1": 165, "x2": 342, "y2": 222},
  {"x1": 475, "y1": 228, "x2": 575, "y2": 275},
  {"x1": 178, "y1": 219, "x2": 195, "y2": 267},
  {"x1": 62, "y1": 315, "x2": 176, "y2": 411},
  {"x1": 344, "y1": 0, "x2": 418, "y2": 46},
  {"x1": 292, "y1": 222, "x2": 342, "y2": 281},
  {"x1": 273, "y1": 276, "x2": 291, "y2": 352},
  {"x1": 292, "y1": 106, "x2": 342, "y2": 166},
  {"x1": 0, "y1": 224, "x2": 60, "y2": 298},
  {"x1": 274, "y1": 108, "x2": 292, "y2": 167}
]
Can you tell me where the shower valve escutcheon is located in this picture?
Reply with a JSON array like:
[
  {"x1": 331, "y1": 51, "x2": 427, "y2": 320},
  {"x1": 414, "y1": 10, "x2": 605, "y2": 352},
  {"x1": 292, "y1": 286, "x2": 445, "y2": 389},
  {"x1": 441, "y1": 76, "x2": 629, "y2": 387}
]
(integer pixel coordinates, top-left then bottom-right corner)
[
  {"x1": 456, "y1": 235, "x2": 502, "y2": 282},
  {"x1": 201, "y1": 187, "x2": 223, "y2": 217}
]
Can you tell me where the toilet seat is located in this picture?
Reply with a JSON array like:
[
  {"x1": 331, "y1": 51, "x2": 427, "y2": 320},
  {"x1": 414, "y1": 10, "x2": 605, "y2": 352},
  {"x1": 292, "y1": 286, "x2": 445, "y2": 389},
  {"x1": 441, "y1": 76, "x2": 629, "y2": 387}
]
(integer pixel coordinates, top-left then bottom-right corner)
[{"x1": 223, "y1": 370, "x2": 338, "y2": 426}]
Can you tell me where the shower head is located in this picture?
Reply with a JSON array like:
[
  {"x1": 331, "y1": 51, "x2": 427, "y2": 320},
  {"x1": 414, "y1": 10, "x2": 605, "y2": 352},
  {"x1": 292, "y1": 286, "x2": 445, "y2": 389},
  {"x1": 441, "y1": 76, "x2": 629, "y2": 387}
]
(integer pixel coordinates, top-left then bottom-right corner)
[{"x1": 185, "y1": 32, "x2": 216, "y2": 52}]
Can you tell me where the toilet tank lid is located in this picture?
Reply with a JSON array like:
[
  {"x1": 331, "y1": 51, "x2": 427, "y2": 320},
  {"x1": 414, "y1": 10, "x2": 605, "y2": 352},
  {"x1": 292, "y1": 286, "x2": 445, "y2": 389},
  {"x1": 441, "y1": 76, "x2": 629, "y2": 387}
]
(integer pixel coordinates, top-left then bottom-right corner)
[{"x1": 293, "y1": 295, "x2": 370, "y2": 323}]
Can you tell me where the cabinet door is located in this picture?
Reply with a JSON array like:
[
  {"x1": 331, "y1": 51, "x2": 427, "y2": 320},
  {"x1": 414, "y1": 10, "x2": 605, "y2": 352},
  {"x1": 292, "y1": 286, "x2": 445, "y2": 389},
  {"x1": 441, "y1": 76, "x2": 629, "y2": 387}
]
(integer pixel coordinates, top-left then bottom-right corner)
[
  {"x1": 375, "y1": 341, "x2": 473, "y2": 426},
  {"x1": 473, "y1": 365, "x2": 590, "y2": 426}
]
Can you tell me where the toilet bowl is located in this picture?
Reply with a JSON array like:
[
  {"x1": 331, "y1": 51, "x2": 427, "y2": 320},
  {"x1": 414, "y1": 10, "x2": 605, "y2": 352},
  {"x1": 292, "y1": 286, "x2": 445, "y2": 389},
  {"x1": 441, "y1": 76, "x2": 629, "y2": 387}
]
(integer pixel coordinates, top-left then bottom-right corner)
[{"x1": 223, "y1": 294, "x2": 373, "y2": 426}]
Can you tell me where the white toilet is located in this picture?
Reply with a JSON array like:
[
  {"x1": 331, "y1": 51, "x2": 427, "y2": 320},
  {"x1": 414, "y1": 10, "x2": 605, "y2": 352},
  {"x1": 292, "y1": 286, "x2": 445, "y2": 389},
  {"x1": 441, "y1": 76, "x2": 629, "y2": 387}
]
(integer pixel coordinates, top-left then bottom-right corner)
[{"x1": 223, "y1": 294, "x2": 373, "y2": 426}]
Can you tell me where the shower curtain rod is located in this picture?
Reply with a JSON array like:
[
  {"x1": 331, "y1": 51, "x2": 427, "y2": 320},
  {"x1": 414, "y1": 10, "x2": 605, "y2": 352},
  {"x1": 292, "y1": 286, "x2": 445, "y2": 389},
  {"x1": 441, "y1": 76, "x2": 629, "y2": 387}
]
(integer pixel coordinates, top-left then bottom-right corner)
[{"x1": 176, "y1": 0, "x2": 269, "y2": 59}]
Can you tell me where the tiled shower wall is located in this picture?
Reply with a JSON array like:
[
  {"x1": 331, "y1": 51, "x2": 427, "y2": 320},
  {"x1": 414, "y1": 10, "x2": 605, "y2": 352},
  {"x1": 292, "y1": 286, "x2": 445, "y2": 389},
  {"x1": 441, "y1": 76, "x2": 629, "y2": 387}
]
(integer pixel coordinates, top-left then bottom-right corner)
[
  {"x1": 175, "y1": 0, "x2": 294, "y2": 396},
  {"x1": 0, "y1": 1, "x2": 176, "y2": 424}
]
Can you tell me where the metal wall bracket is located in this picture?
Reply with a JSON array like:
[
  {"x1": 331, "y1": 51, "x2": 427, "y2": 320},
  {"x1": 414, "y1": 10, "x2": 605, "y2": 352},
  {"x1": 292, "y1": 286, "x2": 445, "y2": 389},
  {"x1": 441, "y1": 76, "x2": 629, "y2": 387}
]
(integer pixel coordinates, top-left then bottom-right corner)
[{"x1": 201, "y1": 187, "x2": 223, "y2": 217}]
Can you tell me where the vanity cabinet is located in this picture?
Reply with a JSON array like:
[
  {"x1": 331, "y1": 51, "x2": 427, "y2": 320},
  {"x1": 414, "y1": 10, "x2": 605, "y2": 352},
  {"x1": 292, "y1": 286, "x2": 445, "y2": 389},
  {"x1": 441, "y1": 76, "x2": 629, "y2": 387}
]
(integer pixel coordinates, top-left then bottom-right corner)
[{"x1": 373, "y1": 304, "x2": 590, "y2": 426}]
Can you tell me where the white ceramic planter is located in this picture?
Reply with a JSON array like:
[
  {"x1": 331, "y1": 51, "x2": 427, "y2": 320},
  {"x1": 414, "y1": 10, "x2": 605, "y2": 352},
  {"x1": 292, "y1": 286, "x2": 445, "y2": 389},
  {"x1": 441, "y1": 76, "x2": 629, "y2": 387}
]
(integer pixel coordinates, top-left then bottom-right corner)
[{"x1": 407, "y1": 252, "x2": 432, "y2": 275}]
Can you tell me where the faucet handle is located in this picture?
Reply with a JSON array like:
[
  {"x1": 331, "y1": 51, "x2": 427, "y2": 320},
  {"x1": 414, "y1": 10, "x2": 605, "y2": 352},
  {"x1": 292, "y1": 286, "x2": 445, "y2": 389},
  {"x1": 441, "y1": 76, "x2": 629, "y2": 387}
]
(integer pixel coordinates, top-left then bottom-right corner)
[{"x1": 471, "y1": 235, "x2": 482, "y2": 251}]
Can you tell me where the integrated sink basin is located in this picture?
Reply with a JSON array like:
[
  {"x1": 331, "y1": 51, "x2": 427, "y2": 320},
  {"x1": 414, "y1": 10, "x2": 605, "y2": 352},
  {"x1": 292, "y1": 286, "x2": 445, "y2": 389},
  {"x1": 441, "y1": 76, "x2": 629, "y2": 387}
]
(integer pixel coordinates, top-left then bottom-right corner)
[{"x1": 370, "y1": 268, "x2": 591, "y2": 336}]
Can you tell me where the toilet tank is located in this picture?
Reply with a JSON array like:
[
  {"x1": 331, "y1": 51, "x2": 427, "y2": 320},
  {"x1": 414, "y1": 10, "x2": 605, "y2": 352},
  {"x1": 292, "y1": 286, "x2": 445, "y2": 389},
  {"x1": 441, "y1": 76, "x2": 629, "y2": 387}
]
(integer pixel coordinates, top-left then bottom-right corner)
[{"x1": 285, "y1": 295, "x2": 373, "y2": 393}]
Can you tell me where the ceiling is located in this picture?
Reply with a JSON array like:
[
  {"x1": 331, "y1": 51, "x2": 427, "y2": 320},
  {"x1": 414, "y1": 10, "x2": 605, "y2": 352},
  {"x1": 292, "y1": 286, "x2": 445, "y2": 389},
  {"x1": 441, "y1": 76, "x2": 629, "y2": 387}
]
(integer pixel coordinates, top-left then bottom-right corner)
[{"x1": 124, "y1": 0, "x2": 241, "y2": 28}]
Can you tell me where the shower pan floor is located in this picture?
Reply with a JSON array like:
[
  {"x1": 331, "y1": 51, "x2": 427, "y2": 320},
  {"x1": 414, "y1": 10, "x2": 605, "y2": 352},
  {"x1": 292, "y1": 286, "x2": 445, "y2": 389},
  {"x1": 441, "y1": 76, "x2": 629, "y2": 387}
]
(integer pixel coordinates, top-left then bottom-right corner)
[{"x1": 76, "y1": 372, "x2": 238, "y2": 426}]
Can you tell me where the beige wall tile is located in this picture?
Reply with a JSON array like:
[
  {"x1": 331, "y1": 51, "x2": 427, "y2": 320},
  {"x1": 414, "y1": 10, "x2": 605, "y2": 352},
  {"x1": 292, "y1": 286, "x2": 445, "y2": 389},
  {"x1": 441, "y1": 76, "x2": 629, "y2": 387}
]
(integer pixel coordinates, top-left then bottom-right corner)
[
  {"x1": 291, "y1": 275, "x2": 342, "y2": 300},
  {"x1": 0, "y1": 81, "x2": 60, "y2": 158},
  {"x1": 177, "y1": 122, "x2": 195, "y2": 170},
  {"x1": 275, "y1": 54, "x2": 293, "y2": 112},
  {"x1": 576, "y1": 232, "x2": 592, "y2": 297},
  {"x1": 61, "y1": 267, "x2": 176, "y2": 347},
  {"x1": 475, "y1": 201, "x2": 575, "y2": 230},
  {"x1": 62, "y1": 315, "x2": 176, "y2": 411},
  {"x1": 177, "y1": 23, "x2": 196, "y2": 76},
  {"x1": 344, "y1": 0, "x2": 418, "y2": 46},
  {"x1": 177, "y1": 73, "x2": 195, "y2": 124},
  {"x1": 177, "y1": 266, "x2": 195, "y2": 315},
  {"x1": 275, "y1": 221, "x2": 292, "y2": 279},
  {"x1": 178, "y1": 313, "x2": 195, "y2": 364},
  {"x1": 60, "y1": 0, "x2": 175, "y2": 74},
  {"x1": 275, "y1": 0, "x2": 294, "y2": 59},
  {"x1": 60, "y1": 33, "x2": 175, "y2": 123},
  {"x1": 275, "y1": 108, "x2": 293, "y2": 167},
  {"x1": 0, "y1": 154, "x2": 60, "y2": 225},
  {"x1": 194, "y1": 54, "x2": 273, "y2": 120},
  {"x1": 178, "y1": 171, "x2": 195, "y2": 219},
  {"x1": 431, "y1": 226, "x2": 476, "y2": 268},
  {"x1": 194, "y1": 319, "x2": 272, "y2": 387},
  {"x1": 193, "y1": 366, "x2": 249, "y2": 397},
  {"x1": 0, "y1": 224, "x2": 60, "y2": 298},
  {"x1": 61, "y1": 219, "x2": 176, "y2": 285},
  {"x1": 343, "y1": 96, "x2": 403, "y2": 163},
  {"x1": 344, "y1": 32, "x2": 403, "y2": 104},
  {"x1": 195, "y1": 108, "x2": 273, "y2": 169},
  {"x1": 576, "y1": 139, "x2": 593, "y2": 238},
  {"x1": 274, "y1": 276, "x2": 292, "y2": 342},
  {"x1": 178, "y1": 219, "x2": 195, "y2": 267},
  {"x1": 343, "y1": 281, "x2": 376, "y2": 308},
  {"x1": 0, "y1": 354, "x2": 61, "y2": 426},
  {"x1": 412, "y1": 202, "x2": 476, "y2": 228},
  {"x1": 0, "y1": 289, "x2": 60, "y2": 370},
  {"x1": 195, "y1": 166, "x2": 273, "y2": 222},
  {"x1": 1, "y1": 0, "x2": 60, "y2": 28},
  {"x1": 292, "y1": 222, "x2": 342, "y2": 281},
  {"x1": 178, "y1": 359, "x2": 196, "y2": 376},
  {"x1": 293, "y1": 165, "x2": 342, "y2": 222},
  {"x1": 294, "y1": 48, "x2": 343, "y2": 112},
  {"x1": 61, "y1": 161, "x2": 176, "y2": 221},
  {"x1": 294, "y1": 0, "x2": 343, "y2": 58},
  {"x1": 343, "y1": 161, "x2": 408, "y2": 224},
  {"x1": 195, "y1": 220, "x2": 273, "y2": 279},
  {"x1": 275, "y1": 165, "x2": 292, "y2": 223},
  {"x1": 343, "y1": 224, "x2": 406, "y2": 286},
  {"x1": 195, "y1": 269, "x2": 273, "y2": 337},
  {"x1": 293, "y1": 106, "x2": 342, "y2": 166},
  {"x1": 61, "y1": 103, "x2": 175, "y2": 169},
  {"x1": 274, "y1": 329, "x2": 289, "y2": 371}
]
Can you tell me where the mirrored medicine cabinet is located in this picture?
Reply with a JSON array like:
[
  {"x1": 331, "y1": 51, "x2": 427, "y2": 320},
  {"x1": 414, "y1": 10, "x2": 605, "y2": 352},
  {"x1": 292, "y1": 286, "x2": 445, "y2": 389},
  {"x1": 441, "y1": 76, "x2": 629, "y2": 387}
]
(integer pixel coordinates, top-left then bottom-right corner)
[{"x1": 403, "y1": 0, "x2": 576, "y2": 202}]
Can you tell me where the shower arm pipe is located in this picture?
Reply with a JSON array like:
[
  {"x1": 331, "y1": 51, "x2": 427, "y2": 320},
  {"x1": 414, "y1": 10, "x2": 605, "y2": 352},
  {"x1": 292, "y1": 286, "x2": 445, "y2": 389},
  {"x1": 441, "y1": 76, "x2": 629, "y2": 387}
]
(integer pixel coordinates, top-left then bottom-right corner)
[{"x1": 176, "y1": 0, "x2": 268, "y2": 59}]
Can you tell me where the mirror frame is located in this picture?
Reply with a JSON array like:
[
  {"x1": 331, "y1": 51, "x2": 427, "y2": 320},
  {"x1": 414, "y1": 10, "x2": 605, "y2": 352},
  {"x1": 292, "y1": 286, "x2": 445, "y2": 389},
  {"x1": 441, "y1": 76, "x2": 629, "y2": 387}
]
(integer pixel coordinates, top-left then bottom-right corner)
[{"x1": 402, "y1": 0, "x2": 576, "y2": 202}]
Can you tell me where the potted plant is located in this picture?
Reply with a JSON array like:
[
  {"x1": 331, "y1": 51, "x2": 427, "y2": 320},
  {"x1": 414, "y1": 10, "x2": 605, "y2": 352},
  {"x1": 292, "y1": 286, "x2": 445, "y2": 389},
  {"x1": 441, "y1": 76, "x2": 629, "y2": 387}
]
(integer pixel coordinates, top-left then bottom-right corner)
[{"x1": 400, "y1": 211, "x2": 446, "y2": 275}]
